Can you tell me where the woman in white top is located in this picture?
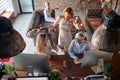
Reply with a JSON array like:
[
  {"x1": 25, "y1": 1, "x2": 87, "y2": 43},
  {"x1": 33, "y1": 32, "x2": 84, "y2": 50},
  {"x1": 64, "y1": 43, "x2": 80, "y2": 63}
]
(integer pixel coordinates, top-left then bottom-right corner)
[
  {"x1": 36, "y1": 33, "x2": 55, "y2": 55},
  {"x1": 43, "y1": 2, "x2": 56, "y2": 22},
  {"x1": 49, "y1": 7, "x2": 77, "y2": 50}
]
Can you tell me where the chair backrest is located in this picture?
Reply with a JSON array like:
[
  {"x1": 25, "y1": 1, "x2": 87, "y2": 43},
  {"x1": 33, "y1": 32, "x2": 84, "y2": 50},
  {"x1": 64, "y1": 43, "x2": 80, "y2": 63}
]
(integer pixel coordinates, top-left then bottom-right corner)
[{"x1": 86, "y1": 8, "x2": 103, "y2": 18}]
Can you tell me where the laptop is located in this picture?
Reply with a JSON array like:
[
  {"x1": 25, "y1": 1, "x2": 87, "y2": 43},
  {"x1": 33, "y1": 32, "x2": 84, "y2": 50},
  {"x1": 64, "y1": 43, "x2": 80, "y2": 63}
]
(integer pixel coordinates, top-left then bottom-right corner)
[
  {"x1": 11, "y1": 54, "x2": 49, "y2": 74},
  {"x1": 15, "y1": 76, "x2": 49, "y2": 80},
  {"x1": 8, "y1": 76, "x2": 49, "y2": 80}
]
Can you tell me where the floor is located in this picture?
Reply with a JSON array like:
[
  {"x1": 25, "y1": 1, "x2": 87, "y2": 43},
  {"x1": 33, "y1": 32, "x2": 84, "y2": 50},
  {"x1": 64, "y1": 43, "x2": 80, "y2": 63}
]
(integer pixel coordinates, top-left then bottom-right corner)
[
  {"x1": 12, "y1": 11, "x2": 85, "y2": 54},
  {"x1": 12, "y1": 14, "x2": 35, "y2": 54}
]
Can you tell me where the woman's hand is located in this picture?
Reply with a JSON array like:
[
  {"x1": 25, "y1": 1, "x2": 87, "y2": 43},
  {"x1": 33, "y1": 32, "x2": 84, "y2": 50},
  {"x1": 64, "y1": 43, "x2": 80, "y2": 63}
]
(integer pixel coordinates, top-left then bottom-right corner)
[
  {"x1": 47, "y1": 25, "x2": 54, "y2": 31},
  {"x1": 74, "y1": 56, "x2": 80, "y2": 62},
  {"x1": 67, "y1": 19, "x2": 73, "y2": 24},
  {"x1": 47, "y1": 24, "x2": 52, "y2": 28},
  {"x1": 52, "y1": 45, "x2": 57, "y2": 50}
]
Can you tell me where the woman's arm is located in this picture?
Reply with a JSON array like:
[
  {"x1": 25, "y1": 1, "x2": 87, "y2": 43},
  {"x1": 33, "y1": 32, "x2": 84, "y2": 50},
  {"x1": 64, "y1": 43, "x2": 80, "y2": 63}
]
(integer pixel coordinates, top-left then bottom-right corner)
[
  {"x1": 80, "y1": 41, "x2": 90, "y2": 53},
  {"x1": 68, "y1": 40, "x2": 76, "y2": 59},
  {"x1": 47, "y1": 16, "x2": 61, "y2": 30},
  {"x1": 48, "y1": 16, "x2": 60, "y2": 28},
  {"x1": 52, "y1": 16, "x2": 61, "y2": 26}
]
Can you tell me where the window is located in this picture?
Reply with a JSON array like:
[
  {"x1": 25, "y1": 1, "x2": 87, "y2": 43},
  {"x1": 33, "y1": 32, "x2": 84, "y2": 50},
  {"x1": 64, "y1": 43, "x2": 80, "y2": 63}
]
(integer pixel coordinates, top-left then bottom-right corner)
[{"x1": 0, "y1": 0, "x2": 8, "y2": 14}]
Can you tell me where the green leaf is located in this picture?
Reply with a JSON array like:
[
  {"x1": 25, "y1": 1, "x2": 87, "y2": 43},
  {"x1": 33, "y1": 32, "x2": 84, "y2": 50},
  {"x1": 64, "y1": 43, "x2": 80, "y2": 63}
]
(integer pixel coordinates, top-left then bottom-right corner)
[
  {"x1": 49, "y1": 68, "x2": 60, "y2": 80},
  {"x1": 105, "y1": 63, "x2": 114, "y2": 73},
  {"x1": 2, "y1": 64, "x2": 15, "y2": 74}
]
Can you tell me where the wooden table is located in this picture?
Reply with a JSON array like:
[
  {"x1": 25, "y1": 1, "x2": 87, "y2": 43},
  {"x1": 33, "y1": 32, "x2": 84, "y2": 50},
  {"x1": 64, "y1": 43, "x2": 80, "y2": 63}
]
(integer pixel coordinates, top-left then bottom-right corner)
[
  {"x1": 1, "y1": 55, "x2": 95, "y2": 80},
  {"x1": 49, "y1": 54, "x2": 94, "y2": 80}
]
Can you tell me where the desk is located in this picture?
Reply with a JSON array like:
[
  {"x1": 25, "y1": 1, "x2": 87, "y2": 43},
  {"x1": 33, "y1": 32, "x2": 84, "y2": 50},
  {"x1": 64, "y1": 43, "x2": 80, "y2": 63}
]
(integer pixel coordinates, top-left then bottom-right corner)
[
  {"x1": 2, "y1": 55, "x2": 94, "y2": 80},
  {"x1": 49, "y1": 55, "x2": 94, "y2": 80}
]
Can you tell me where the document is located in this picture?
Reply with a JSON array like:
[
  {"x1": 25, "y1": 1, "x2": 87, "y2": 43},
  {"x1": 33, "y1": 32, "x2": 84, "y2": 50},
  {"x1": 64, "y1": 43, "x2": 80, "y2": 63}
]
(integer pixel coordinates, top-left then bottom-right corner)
[{"x1": 74, "y1": 59, "x2": 82, "y2": 64}]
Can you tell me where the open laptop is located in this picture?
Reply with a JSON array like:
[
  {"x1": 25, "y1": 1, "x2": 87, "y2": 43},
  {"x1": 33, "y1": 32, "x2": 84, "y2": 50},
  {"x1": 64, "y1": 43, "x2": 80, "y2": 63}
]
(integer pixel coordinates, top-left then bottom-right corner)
[
  {"x1": 11, "y1": 54, "x2": 49, "y2": 75},
  {"x1": 14, "y1": 76, "x2": 49, "y2": 80},
  {"x1": 8, "y1": 76, "x2": 49, "y2": 80}
]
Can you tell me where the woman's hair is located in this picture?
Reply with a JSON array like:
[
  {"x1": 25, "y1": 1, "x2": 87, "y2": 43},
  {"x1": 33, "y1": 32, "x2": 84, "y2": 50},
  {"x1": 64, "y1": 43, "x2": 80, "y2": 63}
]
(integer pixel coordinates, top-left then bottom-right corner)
[
  {"x1": 36, "y1": 33, "x2": 47, "y2": 53},
  {"x1": 62, "y1": 7, "x2": 74, "y2": 18}
]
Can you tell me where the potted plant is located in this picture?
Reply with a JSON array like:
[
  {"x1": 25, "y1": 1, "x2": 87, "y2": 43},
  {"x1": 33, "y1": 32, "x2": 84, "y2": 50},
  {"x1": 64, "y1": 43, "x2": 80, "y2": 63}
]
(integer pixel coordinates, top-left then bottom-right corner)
[
  {"x1": 104, "y1": 63, "x2": 114, "y2": 80},
  {"x1": 0, "y1": 62, "x2": 16, "y2": 79},
  {"x1": 49, "y1": 68, "x2": 60, "y2": 80}
]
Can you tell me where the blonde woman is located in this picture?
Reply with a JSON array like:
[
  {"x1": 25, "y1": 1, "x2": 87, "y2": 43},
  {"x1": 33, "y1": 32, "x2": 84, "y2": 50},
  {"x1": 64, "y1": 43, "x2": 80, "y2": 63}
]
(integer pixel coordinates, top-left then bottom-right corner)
[
  {"x1": 36, "y1": 33, "x2": 54, "y2": 55},
  {"x1": 48, "y1": 7, "x2": 77, "y2": 51}
]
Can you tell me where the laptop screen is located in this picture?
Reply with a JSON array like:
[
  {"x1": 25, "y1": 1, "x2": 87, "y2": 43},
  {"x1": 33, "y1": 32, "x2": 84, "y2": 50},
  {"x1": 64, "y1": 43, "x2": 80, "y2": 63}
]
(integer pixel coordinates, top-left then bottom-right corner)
[{"x1": 12, "y1": 54, "x2": 49, "y2": 73}]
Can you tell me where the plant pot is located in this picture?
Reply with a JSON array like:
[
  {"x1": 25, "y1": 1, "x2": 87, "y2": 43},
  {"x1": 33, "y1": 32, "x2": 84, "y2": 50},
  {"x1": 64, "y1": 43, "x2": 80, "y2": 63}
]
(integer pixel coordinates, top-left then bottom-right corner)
[{"x1": 0, "y1": 72, "x2": 5, "y2": 79}]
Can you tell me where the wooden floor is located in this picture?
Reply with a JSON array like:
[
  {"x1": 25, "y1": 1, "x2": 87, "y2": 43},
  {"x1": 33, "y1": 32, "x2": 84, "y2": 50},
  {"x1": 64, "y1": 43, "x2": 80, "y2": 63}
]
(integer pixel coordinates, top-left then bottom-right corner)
[{"x1": 12, "y1": 11, "x2": 86, "y2": 54}]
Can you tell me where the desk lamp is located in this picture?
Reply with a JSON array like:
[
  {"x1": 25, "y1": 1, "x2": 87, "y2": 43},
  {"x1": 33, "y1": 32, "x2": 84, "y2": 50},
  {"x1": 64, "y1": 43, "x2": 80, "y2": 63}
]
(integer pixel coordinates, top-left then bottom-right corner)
[
  {"x1": 0, "y1": 16, "x2": 26, "y2": 78},
  {"x1": 91, "y1": 0, "x2": 120, "y2": 53},
  {"x1": 0, "y1": 16, "x2": 26, "y2": 58}
]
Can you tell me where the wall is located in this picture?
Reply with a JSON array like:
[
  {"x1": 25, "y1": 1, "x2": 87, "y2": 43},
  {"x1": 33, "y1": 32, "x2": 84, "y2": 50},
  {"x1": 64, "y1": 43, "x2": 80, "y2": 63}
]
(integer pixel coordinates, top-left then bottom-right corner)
[
  {"x1": 11, "y1": 0, "x2": 120, "y2": 16},
  {"x1": 34, "y1": 0, "x2": 101, "y2": 12},
  {"x1": 6, "y1": 0, "x2": 14, "y2": 11},
  {"x1": 12, "y1": 0, "x2": 20, "y2": 17}
]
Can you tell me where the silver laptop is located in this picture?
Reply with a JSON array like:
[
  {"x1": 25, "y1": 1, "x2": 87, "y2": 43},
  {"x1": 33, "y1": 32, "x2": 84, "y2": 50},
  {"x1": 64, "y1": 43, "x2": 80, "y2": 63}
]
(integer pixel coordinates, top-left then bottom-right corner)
[
  {"x1": 11, "y1": 54, "x2": 49, "y2": 74},
  {"x1": 15, "y1": 76, "x2": 49, "y2": 80}
]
